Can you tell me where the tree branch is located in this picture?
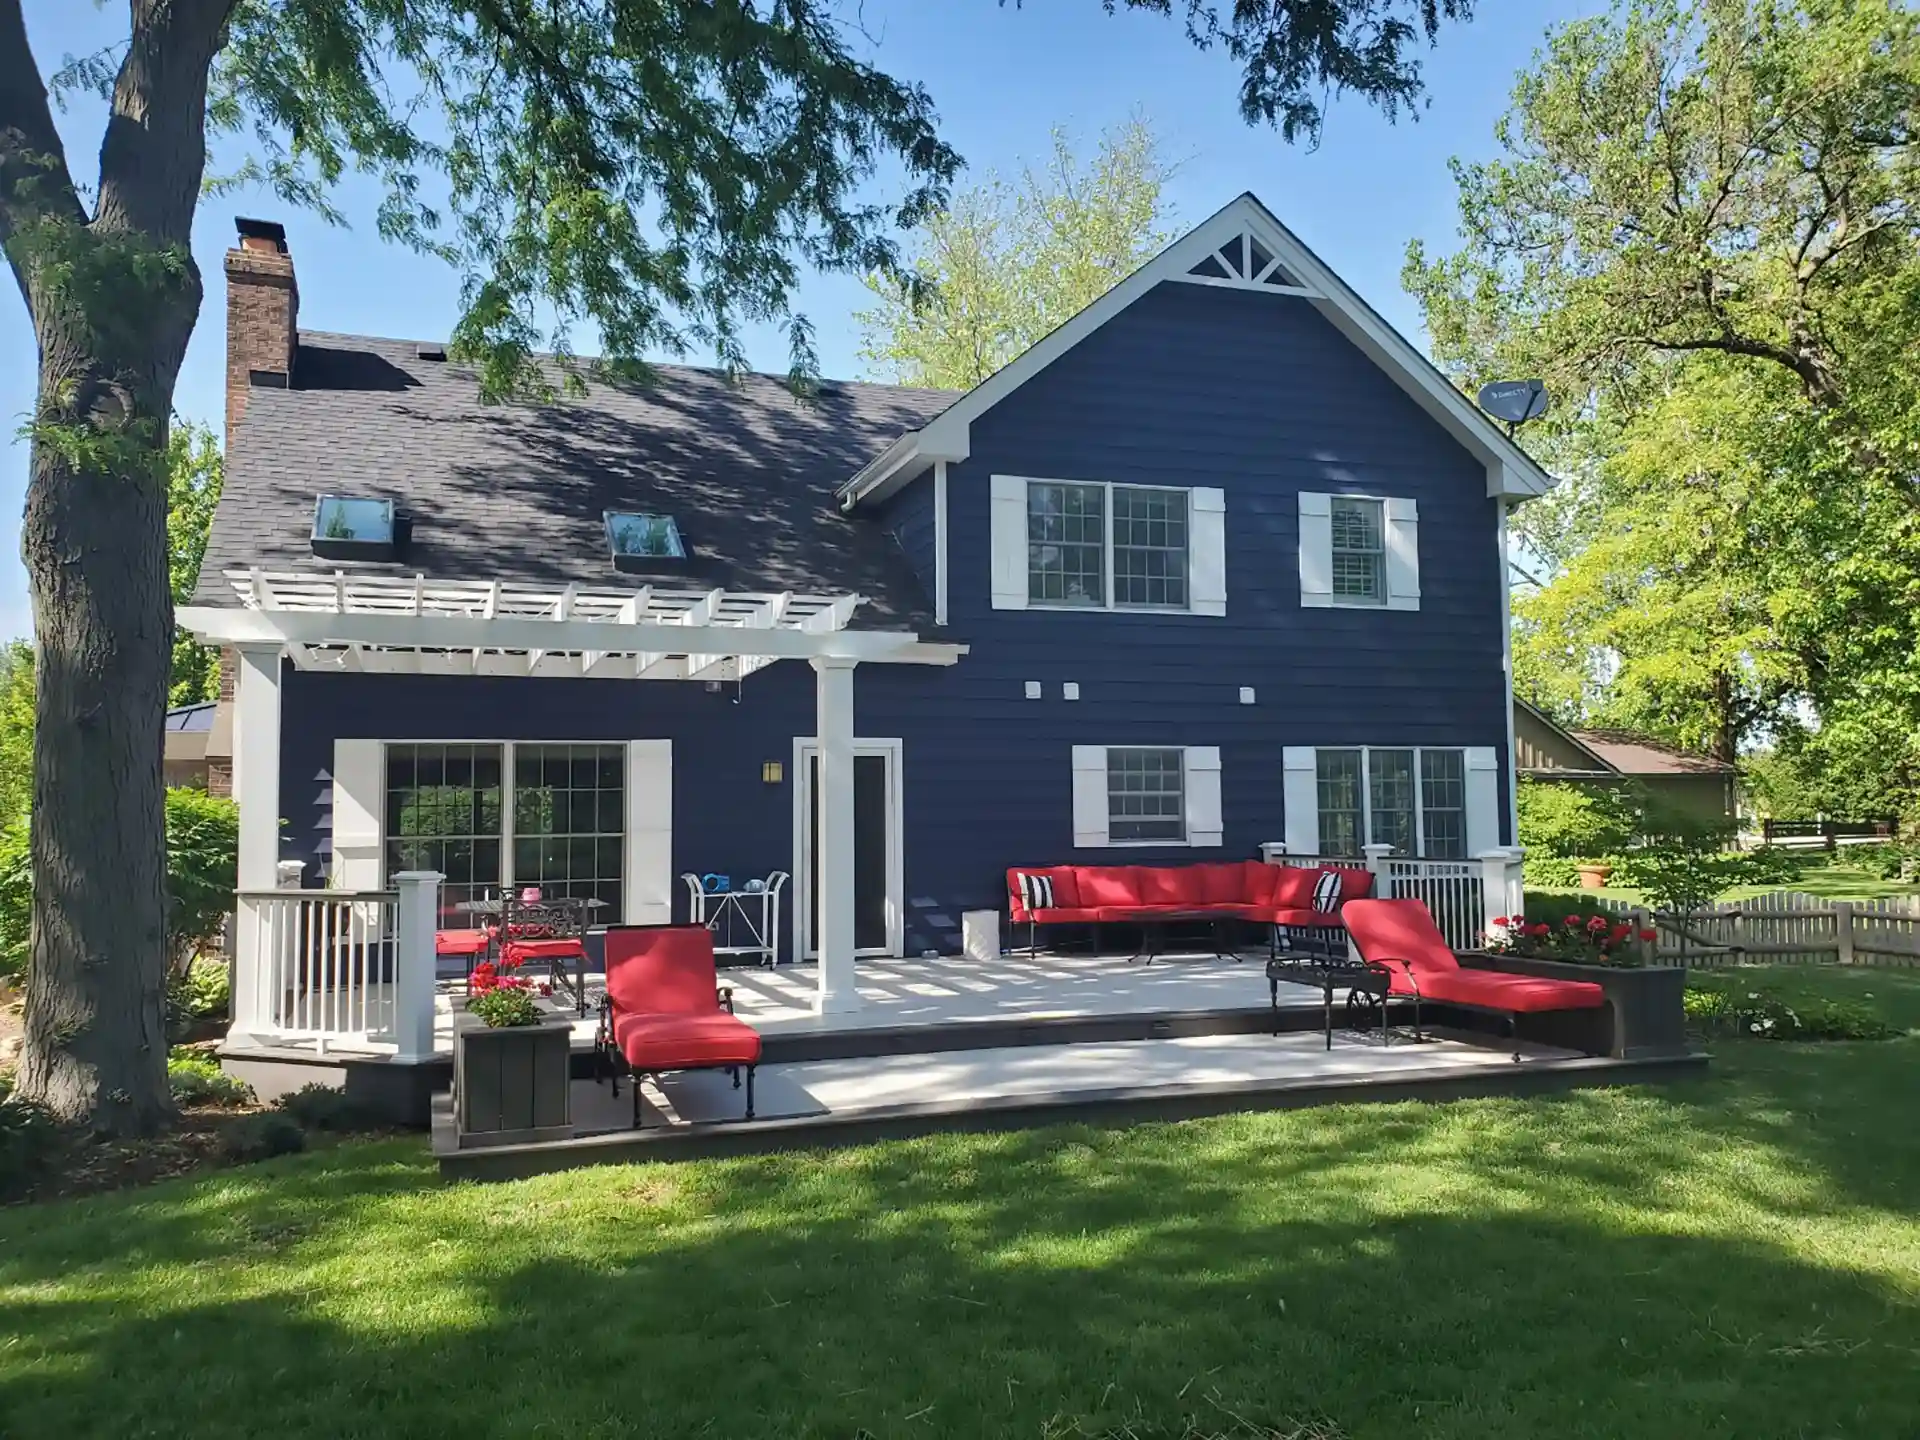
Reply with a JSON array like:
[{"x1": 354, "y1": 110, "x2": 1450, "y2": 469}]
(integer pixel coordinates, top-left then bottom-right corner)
[
  {"x1": 92, "y1": 0, "x2": 238, "y2": 241},
  {"x1": 0, "y1": 0, "x2": 86, "y2": 310}
]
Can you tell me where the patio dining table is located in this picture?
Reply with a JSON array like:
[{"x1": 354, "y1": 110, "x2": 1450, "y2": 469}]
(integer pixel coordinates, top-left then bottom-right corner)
[{"x1": 450, "y1": 897, "x2": 607, "y2": 1012}]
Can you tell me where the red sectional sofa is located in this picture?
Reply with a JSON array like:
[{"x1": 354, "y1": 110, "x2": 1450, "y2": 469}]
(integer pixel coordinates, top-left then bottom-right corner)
[{"x1": 1006, "y1": 859, "x2": 1374, "y2": 954}]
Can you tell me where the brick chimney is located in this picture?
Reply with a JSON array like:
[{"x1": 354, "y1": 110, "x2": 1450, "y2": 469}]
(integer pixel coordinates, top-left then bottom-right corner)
[{"x1": 224, "y1": 217, "x2": 298, "y2": 440}]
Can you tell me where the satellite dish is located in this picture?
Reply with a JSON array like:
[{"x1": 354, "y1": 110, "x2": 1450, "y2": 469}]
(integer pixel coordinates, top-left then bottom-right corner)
[{"x1": 1477, "y1": 378, "x2": 1549, "y2": 430}]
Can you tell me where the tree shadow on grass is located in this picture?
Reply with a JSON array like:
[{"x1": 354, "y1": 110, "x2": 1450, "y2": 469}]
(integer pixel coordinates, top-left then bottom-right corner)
[{"x1": 2, "y1": 1080, "x2": 1917, "y2": 1440}]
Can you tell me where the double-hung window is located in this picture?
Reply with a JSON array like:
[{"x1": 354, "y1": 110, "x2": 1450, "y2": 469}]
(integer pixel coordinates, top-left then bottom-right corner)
[
  {"x1": 1106, "y1": 747, "x2": 1186, "y2": 842},
  {"x1": 1025, "y1": 480, "x2": 1192, "y2": 610},
  {"x1": 1329, "y1": 496, "x2": 1385, "y2": 603},
  {"x1": 1312, "y1": 747, "x2": 1467, "y2": 859}
]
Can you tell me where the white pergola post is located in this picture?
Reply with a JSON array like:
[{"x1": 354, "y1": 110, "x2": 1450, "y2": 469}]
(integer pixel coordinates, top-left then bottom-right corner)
[
  {"x1": 811, "y1": 656, "x2": 861, "y2": 1013},
  {"x1": 229, "y1": 643, "x2": 285, "y2": 1042}
]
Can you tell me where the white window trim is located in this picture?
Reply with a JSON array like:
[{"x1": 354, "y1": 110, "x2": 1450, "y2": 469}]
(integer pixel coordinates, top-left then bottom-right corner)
[
  {"x1": 1300, "y1": 490, "x2": 1419, "y2": 612},
  {"x1": 790, "y1": 736, "x2": 905, "y2": 959},
  {"x1": 345, "y1": 737, "x2": 671, "y2": 924},
  {"x1": 1008, "y1": 475, "x2": 1222, "y2": 615},
  {"x1": 1312, "y1": 745, "x2": 1471, "y2": 860},
  {"x1": 1072, "y1": 743, "x2": 1223, "y2": 849}
]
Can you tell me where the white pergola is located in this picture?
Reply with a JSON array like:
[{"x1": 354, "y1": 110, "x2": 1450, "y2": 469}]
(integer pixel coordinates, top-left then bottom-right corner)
[{"x1": 181, "y1": 570, "x2": 967, "y2": 1014}]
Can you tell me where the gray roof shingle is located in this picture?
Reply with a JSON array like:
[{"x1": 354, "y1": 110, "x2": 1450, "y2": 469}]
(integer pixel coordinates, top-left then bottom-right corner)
[{"x1": 195, "y1": 332, "x2": 959, "y2": 629}]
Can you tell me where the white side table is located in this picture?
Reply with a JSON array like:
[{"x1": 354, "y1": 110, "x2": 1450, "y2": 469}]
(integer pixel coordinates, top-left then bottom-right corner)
[{"x1": 962, "y1": 910, "x2": 1001, "y2": 962}]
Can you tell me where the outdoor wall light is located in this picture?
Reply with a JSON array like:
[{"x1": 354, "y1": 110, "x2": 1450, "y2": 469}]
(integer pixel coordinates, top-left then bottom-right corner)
[{"x1": 762, "y1": 761, "x2": 784, "y2": 785}]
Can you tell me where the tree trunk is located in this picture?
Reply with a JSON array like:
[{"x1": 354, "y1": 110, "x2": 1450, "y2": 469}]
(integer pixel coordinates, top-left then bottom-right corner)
[{"x1": 15, "y1": 299, "x2": 193, "y2": 1133}]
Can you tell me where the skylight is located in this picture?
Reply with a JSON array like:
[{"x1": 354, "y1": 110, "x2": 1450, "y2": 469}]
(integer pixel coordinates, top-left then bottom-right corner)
[
  {"x1": 311, "y1": 496, "x2": 397, "y2": 560},
  {"x1": 606, "y1": 511, "x2": 687, "y2": 571}
]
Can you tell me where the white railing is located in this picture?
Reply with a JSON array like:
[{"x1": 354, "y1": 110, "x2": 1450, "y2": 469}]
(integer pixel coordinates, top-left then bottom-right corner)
[
  {"x1": 1260, "y1": 842, "x2": 1525, "y2": 952},
  {"x1": 231, "y1": 871, "x2": 440, "y2": 1058}
]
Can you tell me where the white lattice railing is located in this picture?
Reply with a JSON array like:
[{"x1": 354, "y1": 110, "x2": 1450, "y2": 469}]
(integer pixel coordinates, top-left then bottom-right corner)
[
  {"x1": 232, "y1": 872, "x2": 440, "y2": 1058},
  {"x1": 1263, "y1": 844, "x2": 1524, "y2": 952}
]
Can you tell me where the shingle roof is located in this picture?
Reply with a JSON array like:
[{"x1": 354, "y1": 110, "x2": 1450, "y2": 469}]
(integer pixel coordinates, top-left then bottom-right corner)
[
  {"x1": 195, "y1": 332, "x2": 959, "y2": 629},
  {"x1": 1567, "y1": 729, "x2": 1737, "y2": 777}
]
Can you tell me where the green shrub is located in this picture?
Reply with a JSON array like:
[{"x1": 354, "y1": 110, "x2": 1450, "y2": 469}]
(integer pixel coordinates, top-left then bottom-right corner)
[
  {"x1": 1684, "y1": 983, "x2": 1898, "y2": 1042},
  {"x1": 1522, "y1": 852, "x2": 1586, "y2": 888},
  {"x1": 222, "y1": 1112, "x2": 306, "y2": 1163},
  {"x1": 467, "y1": 985, "x2": 541, "y2": 1028},
  {"x1": 166, "y1": 957, "x2": 231, "y2": 1040},
  {"x1": 0, "y1": 817, "x2": 28, "y2": 981},
  {"x1": 167, "y1": 1050, "x2": 252, "y2": 1107},
  {"x1": 275, "y1": 1083, "x2": 369, "y2": 1133},
  {"x1": 0, "y1": 1096, "x2": 63, "y2": 1199},
  {"x1": 1516, "y1": 779, "x2": 1638, "y2": 858}
]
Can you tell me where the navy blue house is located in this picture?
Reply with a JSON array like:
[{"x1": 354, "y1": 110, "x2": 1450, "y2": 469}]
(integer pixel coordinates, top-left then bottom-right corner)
[{"x1": 188, "y1": 196, "x2": 1554, "y2": 973}]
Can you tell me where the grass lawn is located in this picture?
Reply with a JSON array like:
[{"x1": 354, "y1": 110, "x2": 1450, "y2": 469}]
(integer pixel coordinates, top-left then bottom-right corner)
[
  {"x1": 4, "y1": 973, "x2": 1919, "y2": 1439},
  {"x1": 1541, "y1": 859, "x2": 1920, "y2": 907}
]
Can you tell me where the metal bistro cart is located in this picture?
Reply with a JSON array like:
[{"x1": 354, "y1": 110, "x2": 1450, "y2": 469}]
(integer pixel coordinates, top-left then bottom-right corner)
[{"x1": 681, "y1": 872, "x2": 789, "y2": 968}]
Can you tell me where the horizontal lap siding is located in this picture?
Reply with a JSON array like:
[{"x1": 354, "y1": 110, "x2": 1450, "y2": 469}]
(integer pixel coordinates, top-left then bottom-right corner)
[{"x1": 275, "y1": 281, "x2": 1510, "y2": 958}]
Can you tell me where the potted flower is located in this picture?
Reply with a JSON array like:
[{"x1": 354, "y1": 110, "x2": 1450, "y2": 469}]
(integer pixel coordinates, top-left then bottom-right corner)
[
  {"x1": 452, "y1": 964, "x2": 573, "y2": 1148},
  {"x1": 1473, "y1": 914, "x2": 1688, "y2": 1059},
  {"x1": 1575, "y1": 860, "x2": 1615, "y2": 890}
]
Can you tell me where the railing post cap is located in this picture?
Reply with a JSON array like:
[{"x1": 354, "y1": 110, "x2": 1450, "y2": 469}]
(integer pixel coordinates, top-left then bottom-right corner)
[
  {"x1": 391, "y1": 870, "x2": 445, "y2": 883},
  {"x1": 1361, "y1": 844, "x2": 1396, "y2": 858}
]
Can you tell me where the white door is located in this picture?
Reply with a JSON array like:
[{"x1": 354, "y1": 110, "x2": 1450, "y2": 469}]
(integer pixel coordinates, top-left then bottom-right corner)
[{"x1": 792, "y1": 737, "x2": 903, "y2": 959}]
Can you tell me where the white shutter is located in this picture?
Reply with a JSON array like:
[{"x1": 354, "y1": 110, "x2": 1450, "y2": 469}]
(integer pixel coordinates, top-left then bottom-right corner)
[
  {"x1": 1385, "y1": 496, "x2": 1421, "y2": 611},
  {"x1": 624, "y1": 740, "x2": 673, "y2": 923},
  {"x1": 1464, "y1": 745, "x2": 1501, "y2": 856},
  {"x1": 1071, "y1": 745, "x2": 1109, "y2": 847},
  {"x1": 1298, "y1": 492, "x2": 1334, "y2": 607},
  {"x1": 1283, "y1": 746, "x2": 1320, "y2": 856},
  {"x1": 989, "y1": 474, "x2": 1029, "y2": 611},
  {"x1": 1183, "y1": 746, "x2": 1223, "y2": 847},
  {"x1": 1189, "y1": 487, "x2": 1227, "y2": 616},
  {"x1": 330, "y1": 740, "x2": 384, "y2": 889}
]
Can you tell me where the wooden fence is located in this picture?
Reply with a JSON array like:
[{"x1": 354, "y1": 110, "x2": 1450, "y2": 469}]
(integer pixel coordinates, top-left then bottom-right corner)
[{"x1": 1597, "y1": 890, "x2": 1920, "y2": 967}]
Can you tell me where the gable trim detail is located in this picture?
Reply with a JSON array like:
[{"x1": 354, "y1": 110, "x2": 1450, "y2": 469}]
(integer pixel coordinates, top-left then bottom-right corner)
[{"x1": 838, "y1": 192, "x2": 1556, "y2": 510}]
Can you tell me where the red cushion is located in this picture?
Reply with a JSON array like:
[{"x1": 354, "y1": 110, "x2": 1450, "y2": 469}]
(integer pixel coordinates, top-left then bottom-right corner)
[
  {"x1": 1342, "y1": 898, "x2": 1459, "y2": 973},
  {"x1": 1393, "y1": 968, "x2": 1605, "y2": 1012},
  {"x1": 1032, "y1": 908, "x2": 1101, "y2": 924},
  {"x1": 605, "y1": 925, "x2": 722, "y2": 1017},
  {"x1": 1270, "y1": 866, "x2": 1319, "y2": 908},
  {"x1": 1045, "y1": 867, "x2": 1083, "y2": 909},
  {"x1": 1138, "y1": 867, "x2": 1194, "y2": 906},
  {"x1": 1336, "y1": 868, "x2": 1375, "y2": 901},
  {"x1": 1076, "y1": 867, "x2": 1143, "y2": 907},
  {"x1": 614, "y1": 1011, "x2": 762, "y2": 1069},
  {"x1": 436, "y1": 929, "x2": 490, "y2": 957},
  {"x1": 1268, "y1": 906, "x2": 1338, "y2": 928},
  {"x1": 1194, "y1": 863, "x2": 1246, "y2": 905},
  {"x1": 501, "y1": 937, "x2": 586, "y2": 961},
  {"x1": 1241, "y1": 860, "x2": 1280, "y2": 906}
]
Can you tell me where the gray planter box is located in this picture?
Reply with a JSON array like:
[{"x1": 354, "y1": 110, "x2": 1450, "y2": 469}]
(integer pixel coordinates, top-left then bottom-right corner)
[
  {"x1": 1464, "y1": 953, "x2": 1689, "y2": 1059},
  {"x1": 452, "y1": 1012, "x2": 574, "y2": 1148}
]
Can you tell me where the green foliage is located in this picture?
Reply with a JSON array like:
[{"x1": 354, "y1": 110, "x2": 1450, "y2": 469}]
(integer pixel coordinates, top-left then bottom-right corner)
[
  {"x1": 0, "y1": 643, "x2": 33, "y2": 832},
  {"x1": 275, "y1": 1084, "x2": 371, "y2": 1133},
  {"x1": 1614, "y1": 835, "x2": 1749, "y2": 915},
  {"x1": 162, "y1": 788, "x2": 238, "y2": 979},
  {"x1": 166, "y1": 959, "x2": 231, "y2": 1042},
  {"x1": 1516, "y1": 779, "x2": 1638, "y2": 858},
  {"x1": 1684, "y1": 984, "x2": 1898, "y2": 1042},
  {"x1": 166, "y1": 1050, "x2": 253, "y2": 1108},
  {"x1": 1522, "y1": 852, "x2": 1586, "y2": 888},
  {"x1": 1409, "y1": 0, "x2": 1920, "y2": 808},
  {"x1": 1491, "y1": 904, "x2": 1646, "y2": 967},
  {"x1": 856, "y1": 117, "x2": 1177, "y2": 389},
  {"x1": 467, "y1": 985, "x2": 542, "y2": 1028},
  {"x1": 0, "y1": 819, "x2": 27, "y2": 983},
  {"x1": 166, "y1": 424, "x2": 223, "y2": 706},
  {"x1": 221, "y1": 1112, "x2": 307, "y2": 1163}
]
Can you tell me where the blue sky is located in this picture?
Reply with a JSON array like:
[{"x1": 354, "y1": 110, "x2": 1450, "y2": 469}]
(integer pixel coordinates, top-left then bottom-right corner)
[{"x1": 1, "y1": 0, "x2": 1598, "y2": 642}]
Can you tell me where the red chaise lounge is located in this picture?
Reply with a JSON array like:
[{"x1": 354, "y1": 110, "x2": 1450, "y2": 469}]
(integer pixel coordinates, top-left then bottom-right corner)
[
  {"x1": 1341, "y1": 898, "x2": 1605, "y2": 1057},
  {"x1": 597, "y1": 924, "x2": 762, "y2": 1127},
  {"x1": 1007, "y1": 860, "x2": 1373, "y2": 957}
]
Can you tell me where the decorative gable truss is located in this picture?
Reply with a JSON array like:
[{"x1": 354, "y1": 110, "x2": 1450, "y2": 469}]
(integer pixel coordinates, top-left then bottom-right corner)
[{"x1": 1174, "y1": 227, "x2": 1313, "y2": 295}]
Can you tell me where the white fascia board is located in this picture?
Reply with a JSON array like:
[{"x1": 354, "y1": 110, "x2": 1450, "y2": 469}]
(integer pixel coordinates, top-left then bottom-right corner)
[
  {"x1": 178, "y1": 604, "x2": 961, "y2": 663},
  {"x1": 839, "y1": 192, "x2": 1557, "y2": 510}
]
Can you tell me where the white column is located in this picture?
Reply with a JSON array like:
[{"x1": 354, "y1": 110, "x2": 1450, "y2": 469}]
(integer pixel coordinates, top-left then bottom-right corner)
[
  {"x1": 811, "y1": 656, "x2": 861, "y2": 1013},
  {"x1": 391, "y1": 871, "x2": 442, "y2": 1062},
  {"x1": 1478, "y1": 847, "x2": 1526, "y2": 933},
  {"x1": 229, "y1": 644, "x2": 284, "y2": 1045},
  {"x1": 1362, "y1": 843, "x2": 1395, "y2": 897}
]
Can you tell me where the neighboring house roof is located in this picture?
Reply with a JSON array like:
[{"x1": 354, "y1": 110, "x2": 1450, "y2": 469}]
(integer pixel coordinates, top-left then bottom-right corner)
[
  {"x1": 839, "y1": 192, "x2": 1558, "y2": 510},
  {"x1": 1567, "y1": 730, "x2": 1737, "y2": 778},
  {"x1": 196, "y1": 332, "x2": 958, "y2": 628},
  {"x1": 165, "y1": 701, "x2": 216, "y2": 732}
]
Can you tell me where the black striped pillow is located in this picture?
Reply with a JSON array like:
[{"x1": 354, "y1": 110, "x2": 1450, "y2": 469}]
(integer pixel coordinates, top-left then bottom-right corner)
[
  {"x1": 1017, "y1": 872, "x2": 1055, "y2": 910},
  {"x1": 1310, "y1": 869, "x2": 1343, "y2": 914}
]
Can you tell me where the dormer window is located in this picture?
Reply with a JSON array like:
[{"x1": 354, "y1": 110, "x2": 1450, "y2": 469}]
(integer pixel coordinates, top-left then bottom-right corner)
[
  {"x1": 606, "y1": 511, "x2": 687, "y2": 572},
  {"x1": 311, "y1": 496, "x2": 398, "y2": 561}
]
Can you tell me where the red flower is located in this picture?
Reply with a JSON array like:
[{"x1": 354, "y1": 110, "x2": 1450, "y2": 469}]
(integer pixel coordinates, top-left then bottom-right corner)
[
  {"x1": 470, "y1": 961, "x2": 500, "y2": 994},
  {"x1": 1563, "y1": 915, "x2": 1582, "y2": 928},
  {"x1": 1529, "y1": 923, "x2": 1552, "y2": 937},
  {"x1": 1586, "y1": 915, "x2": 1609, "y2": 931},
  {"x1": 1609, "y1": 923, "x2": 1632, "y2": 940},
  {"x1": 1492, "y1": 916, "x2": 1510, "y2": 927}
]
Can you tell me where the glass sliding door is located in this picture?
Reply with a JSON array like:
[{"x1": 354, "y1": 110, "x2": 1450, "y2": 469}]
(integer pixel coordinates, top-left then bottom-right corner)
[{"x1": 512, "y1": 743, "x2": 626, "y2": 914}]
